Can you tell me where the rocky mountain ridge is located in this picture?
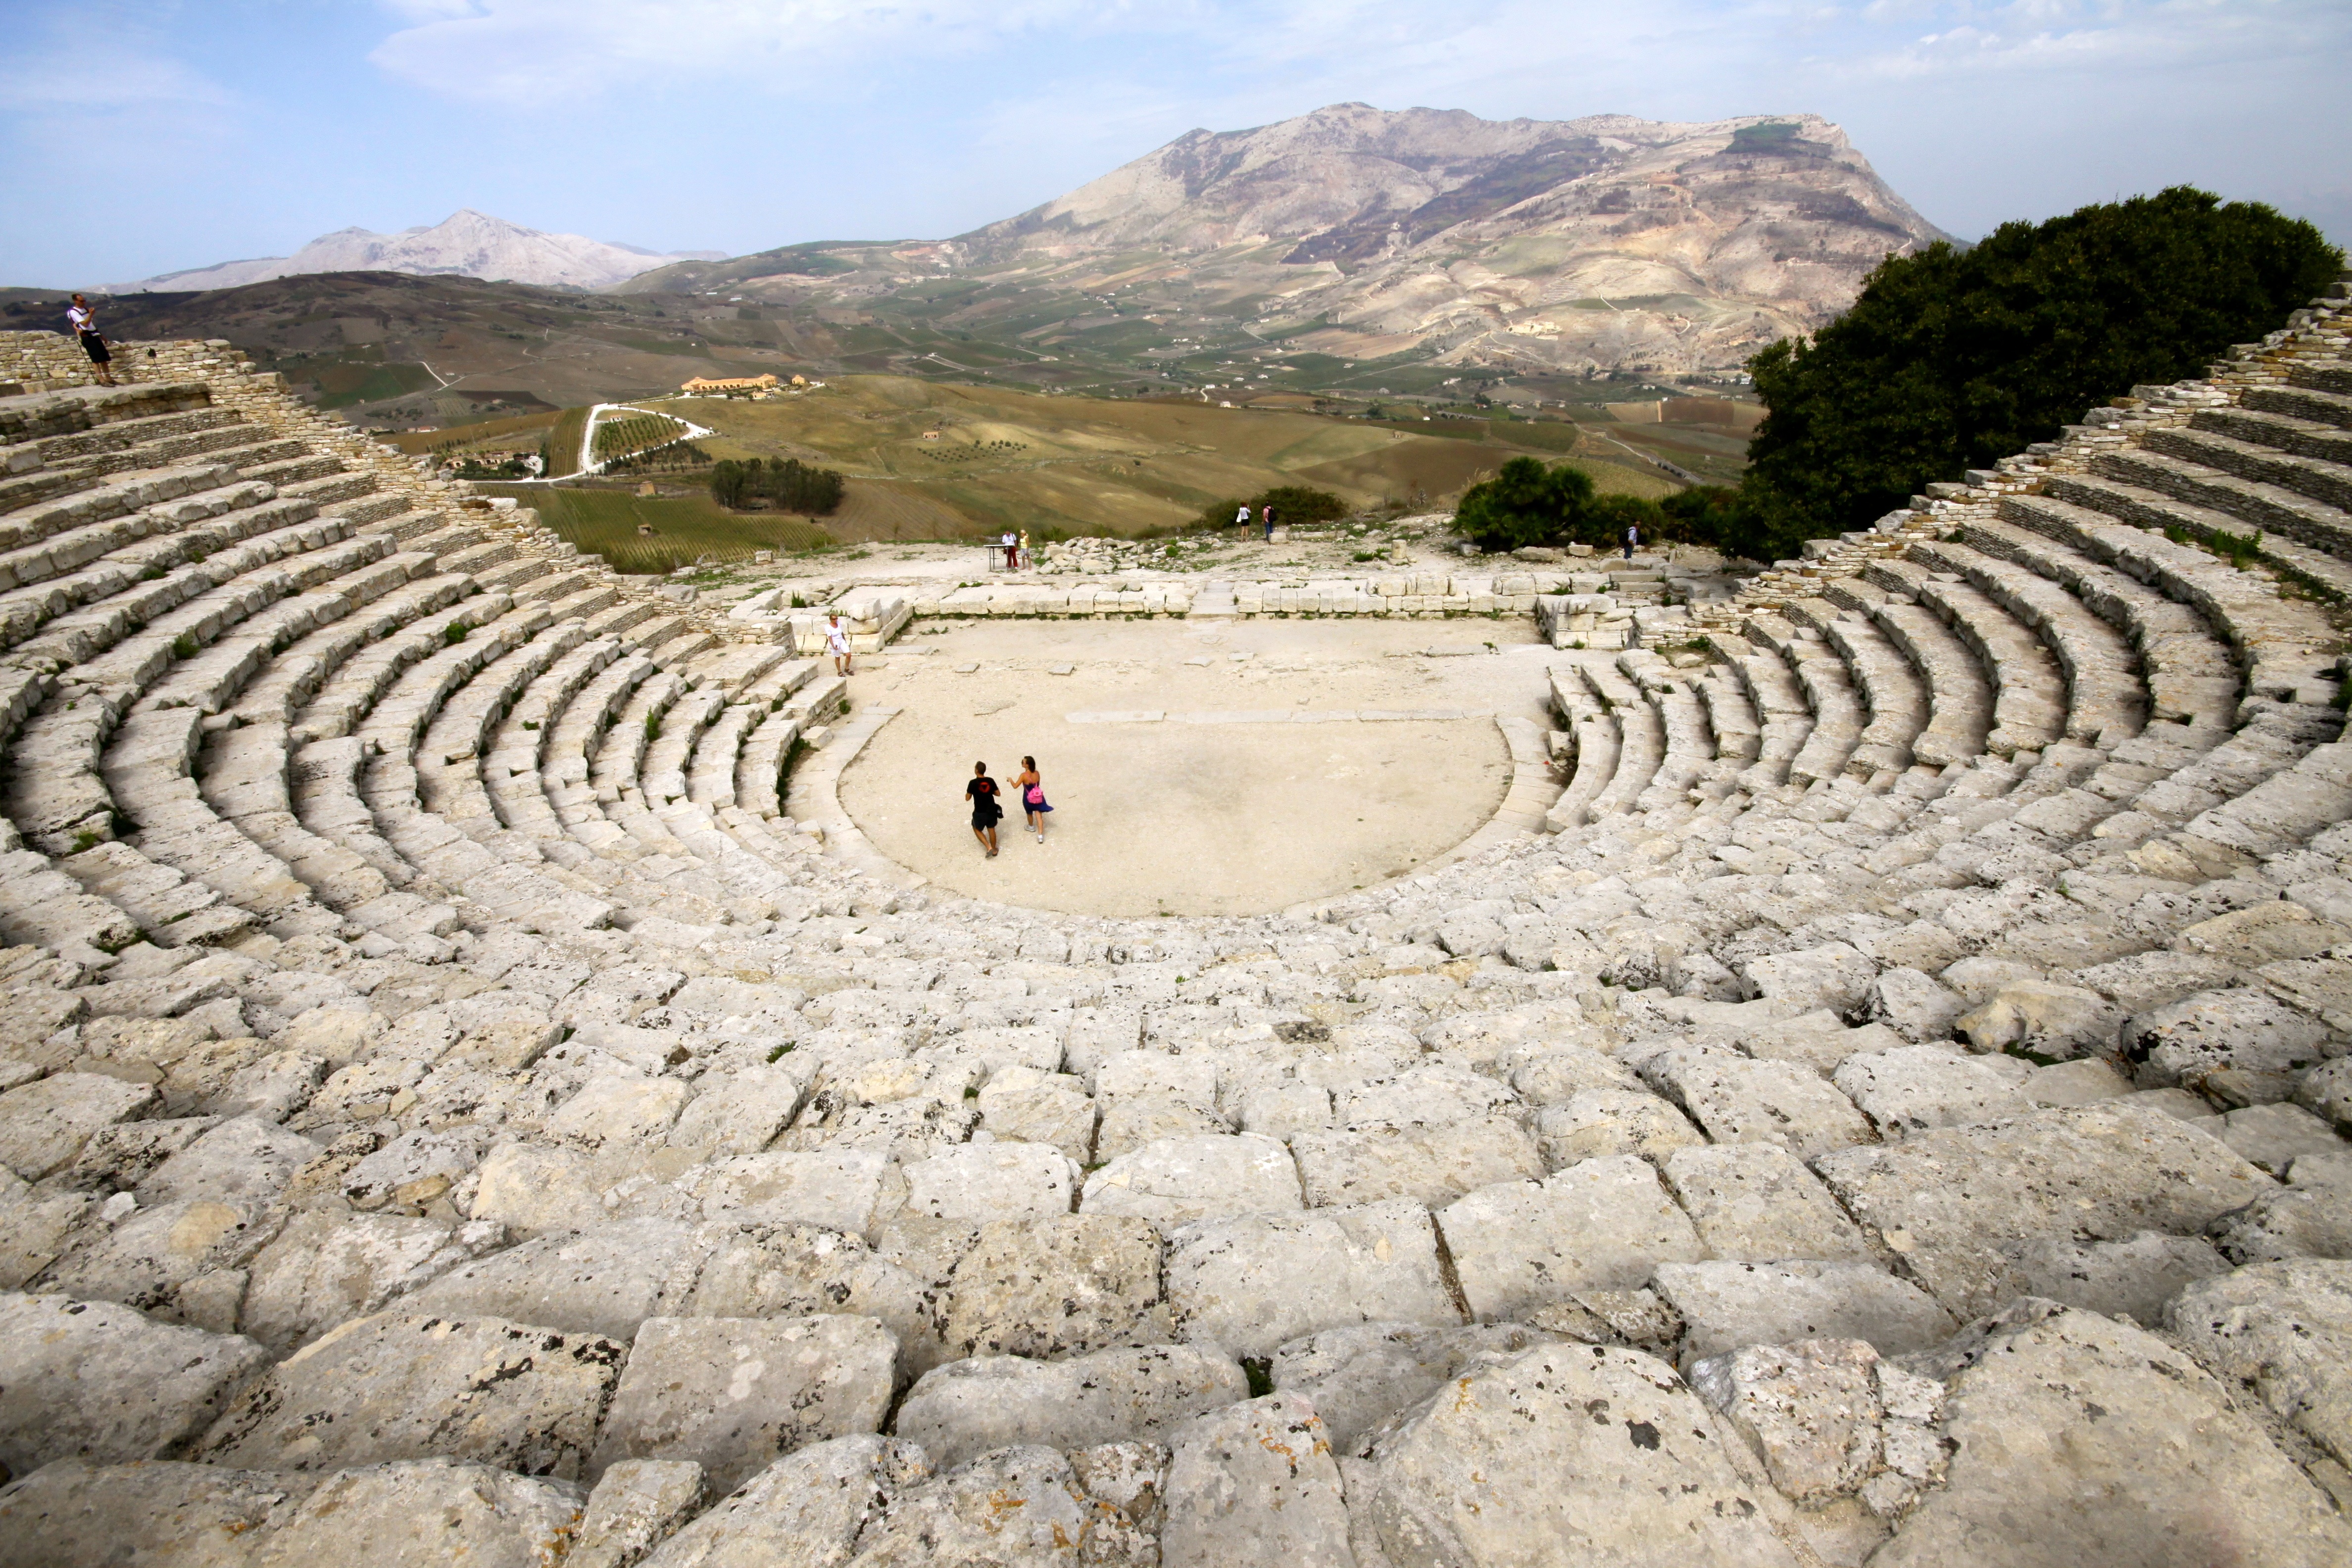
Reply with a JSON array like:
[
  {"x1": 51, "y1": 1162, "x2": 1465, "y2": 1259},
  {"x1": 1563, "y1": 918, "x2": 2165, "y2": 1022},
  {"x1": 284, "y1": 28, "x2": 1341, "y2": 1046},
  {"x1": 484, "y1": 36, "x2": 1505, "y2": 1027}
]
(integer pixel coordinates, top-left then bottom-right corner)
[
  {"x1": 109, "y1": 209, "x2": 722, "y2": 295},
  {"x1": 632, "y1": 103, "x2": 1951, "y2": 376}
]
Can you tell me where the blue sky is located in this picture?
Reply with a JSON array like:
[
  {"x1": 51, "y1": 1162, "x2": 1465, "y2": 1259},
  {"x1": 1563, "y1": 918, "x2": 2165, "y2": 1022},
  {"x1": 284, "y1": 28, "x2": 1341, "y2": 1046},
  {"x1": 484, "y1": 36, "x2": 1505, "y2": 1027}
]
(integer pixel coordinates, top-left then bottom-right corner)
[{"x1": 2, "y1": 0, "x2": 2346, "y2": 287}]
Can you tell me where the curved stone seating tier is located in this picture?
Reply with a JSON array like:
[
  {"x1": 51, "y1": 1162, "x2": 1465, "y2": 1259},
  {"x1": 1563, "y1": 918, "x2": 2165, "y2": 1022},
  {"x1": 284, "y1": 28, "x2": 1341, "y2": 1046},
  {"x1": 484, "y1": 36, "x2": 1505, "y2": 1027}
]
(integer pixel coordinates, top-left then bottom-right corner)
[{"x1": 2, "y1": 311, "x2": 2352, "y2": 1565}]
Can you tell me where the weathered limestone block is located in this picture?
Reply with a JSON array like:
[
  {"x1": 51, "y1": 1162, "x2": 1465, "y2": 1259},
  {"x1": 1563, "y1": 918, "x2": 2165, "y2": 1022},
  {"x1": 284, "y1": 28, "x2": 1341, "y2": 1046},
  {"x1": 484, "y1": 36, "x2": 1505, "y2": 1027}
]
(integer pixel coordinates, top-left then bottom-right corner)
[
  {"x1": 1813, "y1": 1102, "x2": 2270, "y2": 1318},
  {"x1": 2125, "y1": 987, "x2": 2338, "y2": 1101},
  {"x1": 1274, "y1": 1321, "x2": 1560, "y2": 1453},
  {"x1": 977, "y1": 1066, "x2": 1098, "y2": 1160},
  {"x1": 41, "y1": 1194, "x2": 264, "y2": 1315},
  {"x1": 932, "y1": 1213, "x2": 1172, "y2": 1361},
  {"x1": 665, "y1": 1066, "x2": 805, "y2": 1159},
  {"x1": 1653, "y1": 1261, "x2": 1958, "y2": 1365},
  {"x1": 1738, "y1": 941, "x2": 1877, "y2": 1015},
  {"x1": 2217, "y1": 1101, "x2": 2350, "y2": 1172},
  {"x1": 2020, "y1": 1057, "x2": 2133, "y2": 1107},
  {"x1": 2301, "y1": 1056, "x2": 2352, "y2": 1130},
  {"x1": 1095, "y1": 1093, "x2": 1231, "y2": 1161},
  {"x1": 1831, "y1": 1045, "x2": 2034, "y2": 1140},
  {"x1": 401, "y1": 1217, "x2": 710, "y2": 1341},
  {"x1": 1438, "y1": 1156, "x2": 1705, "y2": 1322},
  {"x1": 1507, "y1": 1042, "x2": 1643, "y2": 1104},
  {"x1": 900, "y1": 1140, "x2": 1078, "y2": 1224},
  {"x1": 343, "y1": 1126, "x2": 493, "y2": 1212},
  {"x1": 570, "y1": 1460, "x2": 707, "y2": 1568},
  {"x1": 2176, "y1": 901, "x2": 2350, "y2": 967},
  {"x1": 1868, "y1": 967, "x2": 1967, "y2": 1043},
  {"x1": 0, "y1": 1458, "x2": 320, "y2": 1568},
  {"x1": 1686, "y1": 1337, "x2": 1884, "y2": 1506},
  {"x1": 1237, "y1": 1080, "x2": 1333, "y2": 1137},
  {"x1": 2166, "y1": 1257, "x2": 2352, "y2": 1470},
  {"x1": 1952, "y1": 980, "x2": 2121, "y2": 1059},
  {"x1": 2206, "y1": 1149, "x2": 2352, "y2": 1263},
  {"x1": 0, "y1": 1178, "x2": 91, "y2": 1288},
  {"x1": 63, "y1": 1116, "x2": 213, "y2": 1192},
  {"x1": 137, "y1": 1113, "x2": 317, "y2": 1207},
  {"x1": 894, "y1": 1344, "x2": 1246, "y2": 1469},
  {"x1": 194, "y1": 1310, "x2": 625, "y2": 1478},
  {"x1": 1359, "y1": 1342, "x2": 1803, "y2": 1567},
  {"x1": 1531, "y1": 1086, "x2": 1706, "y2": 1168},
  {"x1": 1162, "y1": 1392, "x2": 1354, "y2": 1568},
  {"x1": 678, "y1": 1149, "x2": 893, "y2": 1238},
  {"x1": 240, "y1": 1209, "x2": 491, "y2": 1355},
  {"x1": 547, "y1": 1070, "x2": 688, "y2": 1151},
  {"x1": 1645, "y1": 1048, "x2": 1875, "y2": 1160},
  {"x1": 637, "y1": 1435, "x2": 929, "y2": 1568},
  {"x1": 244, "y1": 1458, "x2": 586, "y2": 1568},
  {"x1": 464, "y1": 1138, "x2": 608, "y2": 1236},
  {"x1": 1737, "y1": 1014, "x2": 1911, "y2": 1076},
  {"x1": 591, "y1": 1314, "x2": 896, "y2": 1494},
  {"x1": 1165, "y1": 1200, "x2": 1461, "y2": 1358},
  {"x1": 0, "y1": 1072, "x2": 157, "y2": 1178},
  {"x1": 686, "y1": 1222, "x2": 931, "y2": 1356},
  {"x1": 214, "y1": 1049, "x2": 326, "y2": 1122},
  {"x1": 852, "y1": 1444, "x2": 1157, "y2": 1567},
  {"x1": 1081, "y1": 1132, "x2": 1301, "y2": 1225},
  {"x1": 0, "y1": 1291, "x2": 268, "y2": 1476},
  {"x1": 1290, "y1": 1116, "x2": 1545, "y2": 1207},
  {"x1": 1877, "y1": 1300, "x2": 2352, "y2": 1567},
  {"x1": 1663, "y1": 1142, "x2": 1876, "y2": 1263},
  {"x1": 2000, "y1": 1230, "x2": 2230, "y2": 1323},
  {"x1": 1331, "y1": 1063, "x2": 1520, "y2": 1128}
]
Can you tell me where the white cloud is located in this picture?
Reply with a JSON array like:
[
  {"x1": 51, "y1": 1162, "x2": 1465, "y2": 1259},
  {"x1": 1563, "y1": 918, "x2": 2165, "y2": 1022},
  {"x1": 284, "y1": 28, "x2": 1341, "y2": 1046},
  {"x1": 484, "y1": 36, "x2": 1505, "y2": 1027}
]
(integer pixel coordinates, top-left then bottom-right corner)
[{"x1": 369, "y1": 0, "x2": 1113, "y2": 101}]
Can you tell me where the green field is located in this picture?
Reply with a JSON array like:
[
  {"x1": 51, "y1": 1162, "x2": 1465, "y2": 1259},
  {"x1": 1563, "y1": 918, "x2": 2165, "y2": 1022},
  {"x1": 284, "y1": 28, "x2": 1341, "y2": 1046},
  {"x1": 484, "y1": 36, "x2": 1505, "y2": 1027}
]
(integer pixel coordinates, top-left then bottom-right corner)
[
  {"x1": 486, "y1": 485, "x2": 834, "y2": 572},
  {"x1": 542, "y1": 408, "x2": 588, "y2": 479}
]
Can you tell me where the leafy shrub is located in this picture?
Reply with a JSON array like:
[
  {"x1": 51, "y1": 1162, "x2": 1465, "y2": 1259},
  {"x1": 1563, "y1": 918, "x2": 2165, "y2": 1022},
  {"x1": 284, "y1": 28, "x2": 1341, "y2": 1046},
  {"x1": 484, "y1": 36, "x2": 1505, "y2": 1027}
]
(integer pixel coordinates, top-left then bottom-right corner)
[{"x1": 1198, "y1": 485, "x2": 1350, "y2": 533}]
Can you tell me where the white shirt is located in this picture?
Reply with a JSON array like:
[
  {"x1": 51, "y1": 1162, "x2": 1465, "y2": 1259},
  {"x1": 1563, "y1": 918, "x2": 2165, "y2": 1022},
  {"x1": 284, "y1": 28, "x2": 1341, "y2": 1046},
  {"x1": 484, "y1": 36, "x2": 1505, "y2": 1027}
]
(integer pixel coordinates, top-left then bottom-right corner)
[
  {"x1": 1236, "y1": 507, "x2": 1250, "y2": 523},
  {"x1": 67, "y1": 304, "x2": 94, "y2": 335}
]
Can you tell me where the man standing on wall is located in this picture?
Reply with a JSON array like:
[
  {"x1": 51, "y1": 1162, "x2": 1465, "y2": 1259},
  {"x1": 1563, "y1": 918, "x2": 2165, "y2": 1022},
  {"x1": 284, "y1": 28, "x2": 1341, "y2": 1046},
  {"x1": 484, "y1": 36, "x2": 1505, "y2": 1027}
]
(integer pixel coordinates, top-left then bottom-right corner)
[
  {"x1": 1262, "y1": 503, "x2": 1274, "y2": 542},
  {"x1": 66, "y1": 295, "x2": 117, "y2": 386}
]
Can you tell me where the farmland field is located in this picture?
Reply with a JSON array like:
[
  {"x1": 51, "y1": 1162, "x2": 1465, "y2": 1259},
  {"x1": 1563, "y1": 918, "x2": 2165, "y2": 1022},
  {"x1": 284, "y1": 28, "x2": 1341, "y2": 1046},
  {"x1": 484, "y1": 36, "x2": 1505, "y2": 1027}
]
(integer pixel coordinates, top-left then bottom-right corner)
[
  {"x1": 482, "y1": 484, "x2": 834, "y2": 572},
  {"x1": 640, "y1": 375, "x2": 1674, "y2": 540}
]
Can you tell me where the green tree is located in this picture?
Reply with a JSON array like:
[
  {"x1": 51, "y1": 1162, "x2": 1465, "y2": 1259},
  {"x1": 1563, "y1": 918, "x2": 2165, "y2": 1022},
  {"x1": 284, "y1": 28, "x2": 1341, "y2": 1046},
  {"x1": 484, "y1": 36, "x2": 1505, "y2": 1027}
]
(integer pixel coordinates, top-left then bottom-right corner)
[
  {"x1": 1742, "y1": 186, "x2": 2341, "y2": 540},
  {"x1": 1453, "y1": 457, "x2": 1595, "y2": 550}
]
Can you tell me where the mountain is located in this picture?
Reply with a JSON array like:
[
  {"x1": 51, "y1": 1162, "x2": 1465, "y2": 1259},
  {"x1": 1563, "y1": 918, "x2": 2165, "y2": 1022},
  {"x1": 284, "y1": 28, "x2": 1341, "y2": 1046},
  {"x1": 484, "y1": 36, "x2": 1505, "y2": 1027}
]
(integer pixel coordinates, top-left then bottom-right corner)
[
  {"x1": 109, "y1": 210, "x2": 723, "y2": 294},
  {"x1": 628, "y1": 104, "x2": 1948, "y2": 377}
]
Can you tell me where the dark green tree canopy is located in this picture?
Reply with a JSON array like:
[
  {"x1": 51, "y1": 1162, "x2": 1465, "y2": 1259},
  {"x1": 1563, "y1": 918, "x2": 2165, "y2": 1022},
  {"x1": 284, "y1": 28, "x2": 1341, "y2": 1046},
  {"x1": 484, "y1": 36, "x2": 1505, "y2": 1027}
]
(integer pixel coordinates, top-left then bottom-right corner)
[
  {"x1": 711, "y1": 456, "x2": 844, "y2": 516},
  {"x1": 1743, "y1": 186, "x2": 2341, "y2": 539}
]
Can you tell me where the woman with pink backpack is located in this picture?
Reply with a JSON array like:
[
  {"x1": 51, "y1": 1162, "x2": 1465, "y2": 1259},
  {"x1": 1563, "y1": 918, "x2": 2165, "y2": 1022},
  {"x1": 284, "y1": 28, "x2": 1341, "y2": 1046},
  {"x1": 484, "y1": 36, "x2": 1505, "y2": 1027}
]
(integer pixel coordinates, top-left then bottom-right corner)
[{"x1": 1016, "y1": 755, "x2": 1053, "y2": 843}]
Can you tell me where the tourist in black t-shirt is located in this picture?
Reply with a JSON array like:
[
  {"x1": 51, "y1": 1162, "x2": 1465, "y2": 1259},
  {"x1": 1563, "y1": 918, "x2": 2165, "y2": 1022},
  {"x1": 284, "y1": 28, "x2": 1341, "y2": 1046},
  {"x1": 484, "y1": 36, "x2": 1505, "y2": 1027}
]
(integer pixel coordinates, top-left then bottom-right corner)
[{"x1": 966, "y1": 762, "x2": 1002, "y2": 857}]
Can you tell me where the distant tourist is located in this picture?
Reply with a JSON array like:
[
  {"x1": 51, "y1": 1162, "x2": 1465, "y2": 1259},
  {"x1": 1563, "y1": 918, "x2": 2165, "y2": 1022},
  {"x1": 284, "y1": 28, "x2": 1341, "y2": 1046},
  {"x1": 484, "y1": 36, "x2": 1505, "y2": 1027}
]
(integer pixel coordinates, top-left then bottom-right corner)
[
  {"x1": 1262, "y1": 503, "x2": 1274, "y2": 541},
  {"x1": 1234, "y1": 503, "x2": 1251, "y2": 533},
  {"x1": 825, "y1": 612, "x2": 853, "y2": 677},
  {"x1": 967, "y1": 762, "x2": 1003, "y2": 857},
  {"x1": 1019, "y1": 529, "x2": 1032, "y2": 570},
  {"x1": 1017, "y1": 755, "x2": 1052, "y2": 843},
  {"x1": 1623, "y1": 522, "x2": 1639, "y2": 560},
  {"x1": 1001, "y1": 530, "x2": 1019, "y2": 570},
  {"x1": 66, "y1": 294, "x2": 116, "y2": 386}
]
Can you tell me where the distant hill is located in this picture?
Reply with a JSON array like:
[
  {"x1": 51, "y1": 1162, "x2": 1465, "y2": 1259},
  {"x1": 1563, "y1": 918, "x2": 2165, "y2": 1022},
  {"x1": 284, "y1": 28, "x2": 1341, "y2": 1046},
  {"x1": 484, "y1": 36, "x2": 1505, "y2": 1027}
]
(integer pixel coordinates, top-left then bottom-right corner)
[
  {"x1": 624, "y1": 103, "x2": 1949, "y2": 377},
  {"x1": 107, "y1": 210, "x2": 722, "y2": 294}
]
